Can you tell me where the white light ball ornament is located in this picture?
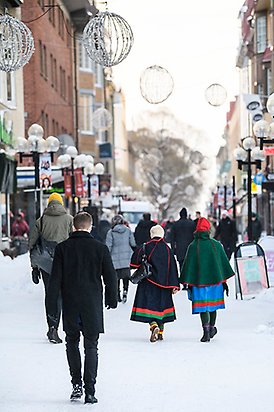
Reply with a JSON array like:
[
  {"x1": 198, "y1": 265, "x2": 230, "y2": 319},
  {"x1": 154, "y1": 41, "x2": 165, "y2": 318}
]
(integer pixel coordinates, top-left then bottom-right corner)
[
  {"x1": 93, "y1": 108, "x2": 112, "y2": 131},
  {"x1": 140, "y1": 65, "x2": 174, "y2": 104},
  {"x1": 205, "y1": 83, "x2": 227, "y2": 107},
  {"x1": 0, "y1": 14, "x2": 34, "y2": 72}
]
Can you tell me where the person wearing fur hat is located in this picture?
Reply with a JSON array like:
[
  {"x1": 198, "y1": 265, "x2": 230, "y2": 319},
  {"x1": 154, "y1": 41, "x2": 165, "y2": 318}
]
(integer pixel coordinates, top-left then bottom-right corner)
[
  {"x1": 180, "y1": 217, "x2": 235, "y2": 342},
  {"x1": 130, "y1": 224, "x2": 180, "y2": 342},
  {"x1": 29, "y1": 192, "x2": 73, "y2": 344}
]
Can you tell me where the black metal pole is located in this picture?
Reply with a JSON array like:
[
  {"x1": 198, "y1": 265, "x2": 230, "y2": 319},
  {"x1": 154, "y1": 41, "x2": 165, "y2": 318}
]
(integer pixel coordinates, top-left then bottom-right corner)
[
  {"x1": 71, "y1": 158, "x2": 76, "y2": 216},
  {"x1": 33, "y1": 151, "x2": 41, "y2": 219},
  {"x1": 232, "y1": 175, "x2": 236, "y2": 219},
  {"x1": 247, "y1": 150, "x2": 252, "y2": 241},
  {"x1": 224, "y1": 184, "x2": 227, "y2": 210},
  {"x1": 88, "y1": 174, "x2": 92, "y2": 207}
]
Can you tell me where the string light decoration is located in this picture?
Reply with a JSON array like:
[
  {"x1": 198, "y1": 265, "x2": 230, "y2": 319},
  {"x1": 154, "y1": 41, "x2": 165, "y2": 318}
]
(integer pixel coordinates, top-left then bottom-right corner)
[
  {"x1": 140, "y1": 65, "x2": 174, "y2": 104},
  {"x1": 93, "y1": 108, "x2": 112, "y2": 131},
  {"x1": 82, "y1": 11, "x2": 134, "y2": 67},
  {"x1": 0, "y1": 14, "x2": 34, "y2": 72},
  {"x1": 205, "y1": 83, "x2": 227, "y2": 107}
]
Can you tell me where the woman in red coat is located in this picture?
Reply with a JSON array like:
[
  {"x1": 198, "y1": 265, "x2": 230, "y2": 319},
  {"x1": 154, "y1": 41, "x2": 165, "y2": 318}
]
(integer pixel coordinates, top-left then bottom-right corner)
[{"x1": 130, "y1": 225, "x2": 180, "y2": 343}]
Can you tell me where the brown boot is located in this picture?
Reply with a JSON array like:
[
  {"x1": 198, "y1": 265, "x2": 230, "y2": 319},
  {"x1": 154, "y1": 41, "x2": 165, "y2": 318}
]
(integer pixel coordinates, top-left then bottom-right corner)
[{"x1": 149, "y1": 323, "x2": 159, "y2": 343}]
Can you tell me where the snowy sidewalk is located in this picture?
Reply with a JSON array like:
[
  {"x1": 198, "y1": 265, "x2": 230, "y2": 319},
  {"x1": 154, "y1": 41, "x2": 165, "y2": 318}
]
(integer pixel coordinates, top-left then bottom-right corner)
[{"x1": 1, "y1": 254, "x2": 274, "y2": 412}]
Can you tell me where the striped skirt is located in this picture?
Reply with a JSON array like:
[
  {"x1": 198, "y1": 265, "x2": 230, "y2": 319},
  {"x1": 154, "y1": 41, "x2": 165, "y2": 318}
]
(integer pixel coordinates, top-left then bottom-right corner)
[
  {"x1": 188, "y1": 284, "x2": 225, "y2": 314},
  {"x1": 131, "y1": 279, "x2": 176, "y2": 324}
]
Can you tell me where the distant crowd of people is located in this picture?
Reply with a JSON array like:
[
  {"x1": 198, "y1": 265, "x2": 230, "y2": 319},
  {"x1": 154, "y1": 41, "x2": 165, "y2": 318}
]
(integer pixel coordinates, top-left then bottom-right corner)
[{"x1": 3, "y1": 193, "x2": 263, "y2": 405}]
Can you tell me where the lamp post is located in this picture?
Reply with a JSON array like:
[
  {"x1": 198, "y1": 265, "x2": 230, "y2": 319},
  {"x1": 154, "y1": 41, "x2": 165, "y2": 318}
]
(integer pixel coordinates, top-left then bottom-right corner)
[
  {"x1": 234, "y1": 137, "x2": 265, "y2": 240},
  {"x1": 15, "y1": 124, "x2": 60, "y2": 219},
  {"x1": 84, "y1": 161, "x2": 105, "y2": 207},
  {"x1": 57, "y1": 147, "x2": 88, "y2": 215},
  {"x1": 110, "y1": 184, "x2": 133, "y2": 213}
]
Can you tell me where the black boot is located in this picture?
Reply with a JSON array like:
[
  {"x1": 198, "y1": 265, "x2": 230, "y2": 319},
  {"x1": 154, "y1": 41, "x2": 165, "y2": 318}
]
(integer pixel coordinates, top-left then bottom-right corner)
[
  {"x1": 210, "y1": 326, "x2": 217, "y2": 339},
  {"x1": 122, "y1": 290, "x2": 127, "y2": 303},
  {"x1": 70, "y1": 384, "x2": 83, "y2": 401},
  {"x1": 85, "y1": 394, "x2": 98, "y2": 404},
  {"x1": 200, "y1": 324, "x2": 210, "y2": 342},
  {"x1": 47, "y1": 327, "x2": 62, "y2": 344}
]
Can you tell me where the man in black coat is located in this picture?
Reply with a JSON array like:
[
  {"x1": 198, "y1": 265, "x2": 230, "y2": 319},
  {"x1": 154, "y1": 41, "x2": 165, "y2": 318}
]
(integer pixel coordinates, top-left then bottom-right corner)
[
  {"x1": 214, "y1": 210, "x2": 237, "y2": 259},
  {"x1": 47, "y1": 212, "x2": 117, "y2": 405},
  {"x1": 134, "y1": 213, "x2": 157, "y2": 246},
  {"x1": 170, "y1": 207, "x2": 196, "y2": 269}
]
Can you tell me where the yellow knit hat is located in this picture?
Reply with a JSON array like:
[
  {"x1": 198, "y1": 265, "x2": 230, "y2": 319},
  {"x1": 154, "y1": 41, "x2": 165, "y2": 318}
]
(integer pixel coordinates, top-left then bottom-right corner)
[{"x1": 48, "y1": 192, "x2": 64, "y2": 205}]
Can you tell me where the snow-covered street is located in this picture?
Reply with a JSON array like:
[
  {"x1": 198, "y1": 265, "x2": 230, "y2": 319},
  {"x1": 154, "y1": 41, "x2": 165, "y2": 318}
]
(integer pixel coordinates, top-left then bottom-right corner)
[{"x1": 1, "y1": 253, "x2": 274, "y2": 412}]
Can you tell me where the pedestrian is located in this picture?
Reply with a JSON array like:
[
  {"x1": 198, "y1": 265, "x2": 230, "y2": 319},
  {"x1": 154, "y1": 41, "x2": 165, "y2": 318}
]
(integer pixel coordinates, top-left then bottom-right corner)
[
  {"x1": 130, "y1": 224, "x2": 180, "y2": 342},
  {"x1": 29, "y1": 192, "x2": 73, "y2": 344},
  {"x1": 194, "y1": 211, "x2": 201, "y2": 227},
  {"x1": 214, "y1": 210, "x2": 237, "y2": 259},
  {"x1": 250, "y1": 212, "x2": 262, "y2": 242},
  {"x1": 134, "y1": 212, "x2": 157, "y2": 246},
  {"x1": 170, "y1": 207, "x2": 196, "y2": 269},
  {"x1": 179, "y1": 217, "x2": 234, "y2": 342},
  {"x1": 98, "y1": 214, "x2": 111, "y2": 243},
  {"x1": 11, "y1": 212, "x2": 29, "y2": 238},
  {"x1": 163, "y1": 215, "x2": 175, "y2": 243},
  {"x1": 207, "y1": 214, "x2": 217, "y2": 238},
  {"x1": 106, "y1": 214, "x2": 136, "y2": 303},
  {"x1": 46, "y1": 212, "x2": 117, "y2": 404}
]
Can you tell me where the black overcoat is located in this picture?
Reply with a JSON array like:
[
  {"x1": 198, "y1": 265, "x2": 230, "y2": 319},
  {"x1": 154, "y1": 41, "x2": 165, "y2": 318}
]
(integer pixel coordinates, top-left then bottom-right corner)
[
  {"x1": 170, "y1": 217, "x2": 196, "y2": 262},
  {"x1": 47, "y1": 231, "x2": 117, "y2": 337}
]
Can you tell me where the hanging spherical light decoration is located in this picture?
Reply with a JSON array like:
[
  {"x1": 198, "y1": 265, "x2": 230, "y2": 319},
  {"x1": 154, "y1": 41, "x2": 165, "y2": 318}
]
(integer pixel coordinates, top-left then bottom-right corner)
[
  {"x1": 190, "y1": 151, "x2": 203, "y2": 164},
  {"x1": 205, "y1": 83, "x2": 227, "y2": 106},
  {"x1": 93, "y1": 108, "x2": 112, "y2": 131},
  {"x1": 140, "y1": 65, "x2": 174, "y2": 104},
  {"x1": 0, "y1": 14, "x2": 34, "y2": 72},
  {"x1": 82, "y1": 11, "x2": 134, "y2": 67}
]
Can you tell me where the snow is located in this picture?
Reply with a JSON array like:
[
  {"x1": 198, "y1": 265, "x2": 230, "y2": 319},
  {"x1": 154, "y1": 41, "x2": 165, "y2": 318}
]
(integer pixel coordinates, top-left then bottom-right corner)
[{"x1": 1, "y1": 253, "x2": 274, "y2": 411}]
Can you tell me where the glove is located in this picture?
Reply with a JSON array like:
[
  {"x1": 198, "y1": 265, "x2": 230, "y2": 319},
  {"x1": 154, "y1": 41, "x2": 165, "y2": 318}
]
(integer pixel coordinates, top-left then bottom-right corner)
[
  {"x1": 32, "y1": 268, "x2": 41, "y2": 285},
  {"x1": 223, "y1": 282, "x2": 229, "y2": 296}
]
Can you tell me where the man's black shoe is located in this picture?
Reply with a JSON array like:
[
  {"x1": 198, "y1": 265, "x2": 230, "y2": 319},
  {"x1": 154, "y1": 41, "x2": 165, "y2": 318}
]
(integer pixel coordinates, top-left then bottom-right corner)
[
  {"x1": 70, "y1": 384, "x2": 83, "y2": 401},
  {"x1": 84, "y1": 394, "x2": 98, "y2": 404},
  {"x1": 47, "y1": 327, "x2": 62, "y2": 344}
]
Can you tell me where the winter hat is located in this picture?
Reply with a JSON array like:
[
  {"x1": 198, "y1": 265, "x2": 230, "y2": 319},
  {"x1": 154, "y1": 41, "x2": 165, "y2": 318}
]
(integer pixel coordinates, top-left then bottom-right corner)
[
  {"x1": 48, "y1": 192, "x2": 64, "y2": 205},
  {"x1": 195, "y1": 217, "x2": 211, "y2": 232},
  {"x1": 179, "y1": 207, "x2": 187, "y2": 218},
  {"x1": 222, "y1": 210, "x2": 229, "y2": 217},
  {"x1": 111, "y1": 214, "x2": 124, "y2": 227},
  {"x1": 150, "y1": 224, "x2": 164, "y2": 239}
]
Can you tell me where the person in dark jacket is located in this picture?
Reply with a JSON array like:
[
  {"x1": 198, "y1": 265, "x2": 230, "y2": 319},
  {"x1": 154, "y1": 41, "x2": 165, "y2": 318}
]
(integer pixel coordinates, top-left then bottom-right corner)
[
  {"x1": 46, "y1": 212, "x2": 117, "y2": 404},
  {"x1": 29, "y1": 192, "x2": 73, "y2": 344},
  {"x1": 134, "y1": 213, "x2": 157, "y2": 246},
  {"x1": 106, "y1": 214, "x2": 136, "y2": 303},
  {"x1": 130, "y1": 225, "x2": 180, "y2": 342},
  {"x1": 214, "y1": 210, "x2": 237, "y2": 259},
  {"x1": 11, "y1": 212, "x2": 29, "y2": 238},
  {"x1": 163, "y1": 216, "x2": 175, "y2": 243},
  {"x1": 170, "y1": 207, "x2": 196, "y2": 269},
  {"x1": 250, "y1": 212, "x2": 262, "y2": 242}
]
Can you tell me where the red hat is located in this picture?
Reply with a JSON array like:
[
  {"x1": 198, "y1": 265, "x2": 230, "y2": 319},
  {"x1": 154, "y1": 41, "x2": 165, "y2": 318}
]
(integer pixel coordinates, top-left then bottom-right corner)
[{"x1": 195, "y1": 217, "x2": 211, "y2": 232}]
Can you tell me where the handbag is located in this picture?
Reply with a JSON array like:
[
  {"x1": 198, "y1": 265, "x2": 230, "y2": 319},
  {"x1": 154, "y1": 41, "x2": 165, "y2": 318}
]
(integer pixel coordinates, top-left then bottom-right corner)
[
  {"x1": 129, "y1": 243, "x2": 152, "y2": 284},
  {"x1": 30, "y1": 216, "x2": 58, "y2": 274}
]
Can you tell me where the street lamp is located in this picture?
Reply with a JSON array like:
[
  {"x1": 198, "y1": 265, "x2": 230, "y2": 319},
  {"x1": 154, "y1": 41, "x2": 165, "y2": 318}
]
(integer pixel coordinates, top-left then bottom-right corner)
[
  {"x1": 234, "y1": 137, "x2": 265, "y2": 240},
  {"x1": 15, "y1": 123, "x2": 60, "y2": 218},
  {"x1": 57, "y1": 146, "x2": 87, "y2": 215},
  {"x1": 110, "y1": 184, "x2": 133, "y2": 213},
  {"x1": 84, "y1": 161, "x2": 105, "y2": 207}
]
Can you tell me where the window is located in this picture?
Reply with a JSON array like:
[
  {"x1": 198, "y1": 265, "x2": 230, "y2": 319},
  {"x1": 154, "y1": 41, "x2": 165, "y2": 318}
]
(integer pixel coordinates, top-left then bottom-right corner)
[
  {"x1": 59, "y1": 66, "x2": 66, "y2": 99},
  {"x1": 50, "y1": 54, "x2": 54, "y2": 87},
  {"x1": 266, "y1": 67, "x2": 272, "y2": 96},
  {"x1": 79, "y1": 92, "x2": 95, "y2": 133},
  {"x1": 6, "y1": 72, "x2": 15, "y2": 105},
  {"x1": 38, "y1": 0, "x2": 44, "y2": 10},
  {"x1": 256, "y1": 15, "x2": 267, "y2": 53},
  {"x1": 58, "y1": 8, "x2": 64, "y2": 39},
  {"x1": 78, "y1": 38, "x2": 95, "y2": 71},
  {"x1": 39, "y1": 40, "x2": 47, "y2": 79},
  {"x1": 95, "y1": 63, "x2": 104, "y2": 87},
  {"x1": 39, "y1": 40, "x2": 43, "y2": 75},
  {"x1": 48, "y1": 0, "x2": 55, "y2": 26},
  {"x1": 67, "y1": 75, "x2": 72, "y2": 103},
  {"x1": 54, "y1": 58, "x2": 57, "y2": 90}
]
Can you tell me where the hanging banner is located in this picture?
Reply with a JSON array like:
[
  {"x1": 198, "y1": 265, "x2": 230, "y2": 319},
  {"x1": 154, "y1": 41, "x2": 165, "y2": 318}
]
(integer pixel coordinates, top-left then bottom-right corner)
[
  {"x1": 90, "y1": 174, "x2": 99, "y2": 200},
  {"x1": 39, "y1": 153, "x2": 52, "y2": 189},
  {"x1": 99, "y1": 174, "x2": 111, "y2": 194},
  {"x1": 74, "y1": 168, "x2": 84, "y2": 197},
  {"x1": 64, "y1": 170, "x2": 72, "y2": 198},
  {"x1": 217, "y1": 186, "x2": 224, "y2": 207}
]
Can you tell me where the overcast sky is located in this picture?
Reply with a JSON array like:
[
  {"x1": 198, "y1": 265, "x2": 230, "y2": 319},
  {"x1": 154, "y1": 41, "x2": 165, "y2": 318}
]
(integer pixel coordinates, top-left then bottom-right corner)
[{"x1": 110, "y1": 0, "x2": 244, "y2": 154}]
